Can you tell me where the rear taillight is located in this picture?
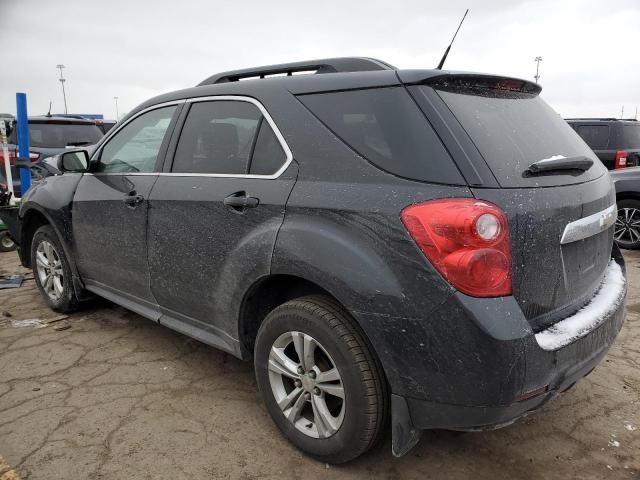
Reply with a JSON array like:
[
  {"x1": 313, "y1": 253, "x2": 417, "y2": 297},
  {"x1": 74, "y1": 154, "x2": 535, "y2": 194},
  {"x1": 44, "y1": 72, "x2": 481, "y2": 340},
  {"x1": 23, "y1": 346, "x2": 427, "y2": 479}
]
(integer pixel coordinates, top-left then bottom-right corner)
[
  {"x1": 0, "y1": 150, "x2": 39, "y2": 166},
  {"x1": 401, "y1": 199, "x2": 512, "y2": 297},
  {"x1": 0, "y1": 150, "x2": 16, "y2": 166},
  {"x1": 614, "y1": 150, "x2": 628, "y2": 169}
]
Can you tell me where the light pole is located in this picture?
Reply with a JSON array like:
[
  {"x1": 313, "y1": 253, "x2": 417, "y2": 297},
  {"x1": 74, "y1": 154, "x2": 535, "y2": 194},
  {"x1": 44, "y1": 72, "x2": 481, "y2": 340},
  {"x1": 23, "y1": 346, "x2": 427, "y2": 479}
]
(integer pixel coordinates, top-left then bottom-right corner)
[
  {"x1": 534, "y1": 56, "x2": 543, "y2": 84},
  {"x1": 113, "y1": 96, "x2": 119, "y2": 120},
  {"x1": 56, "y1": 64, "x2": 68, "y2": 114}
]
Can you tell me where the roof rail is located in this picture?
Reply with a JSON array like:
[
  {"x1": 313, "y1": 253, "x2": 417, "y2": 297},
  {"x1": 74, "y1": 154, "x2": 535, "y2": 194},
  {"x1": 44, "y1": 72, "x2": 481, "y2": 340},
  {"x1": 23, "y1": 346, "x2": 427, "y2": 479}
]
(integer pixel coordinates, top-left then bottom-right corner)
[
  {"x1": 197, "y1": 57, "x2": 396, "y2": 86},
  {"x1": 565, "y1": 117, "x2": 621, "y2": 121}
]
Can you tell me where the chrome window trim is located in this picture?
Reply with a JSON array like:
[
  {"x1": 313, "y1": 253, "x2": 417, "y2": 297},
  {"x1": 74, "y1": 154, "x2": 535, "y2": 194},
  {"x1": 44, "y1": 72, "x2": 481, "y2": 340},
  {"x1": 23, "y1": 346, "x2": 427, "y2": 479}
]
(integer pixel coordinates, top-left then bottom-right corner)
[
  {"x1": 560, "y1": 204, "x2": 616, "y2": 245},
  {"x1": 87, "y1": 95, "x2": 293, "y2": 180}
]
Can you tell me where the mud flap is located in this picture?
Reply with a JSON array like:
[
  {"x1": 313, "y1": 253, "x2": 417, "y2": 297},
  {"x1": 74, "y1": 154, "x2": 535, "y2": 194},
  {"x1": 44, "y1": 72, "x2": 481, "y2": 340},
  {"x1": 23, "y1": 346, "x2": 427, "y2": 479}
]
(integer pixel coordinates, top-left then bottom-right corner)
[{"x1": 391, "y1": 394, "x2": 422, "y2": 457}]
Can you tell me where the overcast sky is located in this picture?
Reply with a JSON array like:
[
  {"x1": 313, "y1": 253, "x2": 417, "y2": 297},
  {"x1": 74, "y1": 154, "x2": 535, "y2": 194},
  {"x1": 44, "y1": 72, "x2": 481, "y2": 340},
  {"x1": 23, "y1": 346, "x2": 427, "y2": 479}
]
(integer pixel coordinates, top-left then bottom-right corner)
[{"x1": 1, "y1": 0, "x2": 638, "y2": 120}]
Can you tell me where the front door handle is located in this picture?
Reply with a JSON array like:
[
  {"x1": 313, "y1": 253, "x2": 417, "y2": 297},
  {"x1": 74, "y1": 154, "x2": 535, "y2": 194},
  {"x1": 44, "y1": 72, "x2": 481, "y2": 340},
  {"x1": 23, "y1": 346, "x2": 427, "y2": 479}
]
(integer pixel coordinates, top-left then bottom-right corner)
[
  {"x1": 224, "y1": 191, "x2": 259, "y2": 211},
  {"x1": 123, "y1": 193, "x2": 144, "y2": 207}
]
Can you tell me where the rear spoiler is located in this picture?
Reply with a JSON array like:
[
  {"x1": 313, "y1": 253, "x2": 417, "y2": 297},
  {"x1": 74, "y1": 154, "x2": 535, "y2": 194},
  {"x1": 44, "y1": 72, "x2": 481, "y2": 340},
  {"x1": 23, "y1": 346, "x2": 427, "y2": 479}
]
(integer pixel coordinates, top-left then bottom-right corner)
[{"x1": 397, "y1": 71, "x2": 542, "y2": 96}]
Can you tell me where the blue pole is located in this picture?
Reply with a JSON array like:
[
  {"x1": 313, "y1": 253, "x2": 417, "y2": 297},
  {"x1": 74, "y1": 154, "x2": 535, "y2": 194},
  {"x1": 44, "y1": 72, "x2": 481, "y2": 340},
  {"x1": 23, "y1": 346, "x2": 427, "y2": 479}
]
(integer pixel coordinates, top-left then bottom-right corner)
[{"x1": 16, "y1": 92, "x2": 31, "y2": 196}]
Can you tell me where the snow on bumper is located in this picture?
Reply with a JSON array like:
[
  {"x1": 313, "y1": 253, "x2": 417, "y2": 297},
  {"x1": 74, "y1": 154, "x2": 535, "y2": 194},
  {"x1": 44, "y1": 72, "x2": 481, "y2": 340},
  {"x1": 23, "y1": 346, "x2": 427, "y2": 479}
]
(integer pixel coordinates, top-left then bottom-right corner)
[{"x1": 535, "y1": 260, "x2": 626, "y2": 351}]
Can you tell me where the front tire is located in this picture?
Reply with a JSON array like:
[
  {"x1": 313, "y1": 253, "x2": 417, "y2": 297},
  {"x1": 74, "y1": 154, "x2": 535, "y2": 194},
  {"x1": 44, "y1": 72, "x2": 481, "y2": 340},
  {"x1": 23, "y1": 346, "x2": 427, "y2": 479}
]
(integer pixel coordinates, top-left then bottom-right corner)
[
  {"x1": 615, "y1": 199, "x2": 640, "y2": 250},
  {"x1": 254, "y1": 295, "x2": 387, "y2": 463},
  {"x1": 31, "y1": 225, "x2": 79, "y2": 312}
]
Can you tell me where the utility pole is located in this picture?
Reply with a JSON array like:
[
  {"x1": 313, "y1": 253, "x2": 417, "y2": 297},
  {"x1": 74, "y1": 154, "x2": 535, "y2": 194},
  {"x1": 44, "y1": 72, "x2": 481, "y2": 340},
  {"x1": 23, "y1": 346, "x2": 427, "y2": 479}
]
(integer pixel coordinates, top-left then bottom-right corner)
[
  {"x1": 621, "y1": 106, "x2": 625, "y2": 119},
  {"x1": 534, "y1": 56, "x2": 543, "y2": 84},
  {"x1": 113, "y1": 96, "x2": 120, "y2": 120},
  {"x1": 56, "y1": 64, "x2": 68, "y2": 114}
]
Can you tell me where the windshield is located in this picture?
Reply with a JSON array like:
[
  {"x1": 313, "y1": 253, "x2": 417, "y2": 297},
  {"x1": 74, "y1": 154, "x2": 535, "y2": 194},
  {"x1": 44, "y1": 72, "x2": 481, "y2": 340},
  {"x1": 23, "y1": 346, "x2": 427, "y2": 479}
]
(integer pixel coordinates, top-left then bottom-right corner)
[
  {"x1": 431, "y1": 87, "x2": 605, "y2": 187},
  {"x1": 9, "y1": 122, "x2": 103, "y2": 148},
  {"x1": 623, "y1": 124, "x2": 640, "y2": 149}
]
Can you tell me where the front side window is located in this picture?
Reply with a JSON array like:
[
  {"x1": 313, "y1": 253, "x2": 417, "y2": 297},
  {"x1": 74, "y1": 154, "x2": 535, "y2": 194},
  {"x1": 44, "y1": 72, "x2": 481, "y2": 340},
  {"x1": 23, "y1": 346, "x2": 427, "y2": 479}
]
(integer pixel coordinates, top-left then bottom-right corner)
[
  {"x1": 172, "y1": 100, "x2": 286, "y2": 175},
  {"x1": 96, "y1": 106, "x2": 176, "y2": 173}
]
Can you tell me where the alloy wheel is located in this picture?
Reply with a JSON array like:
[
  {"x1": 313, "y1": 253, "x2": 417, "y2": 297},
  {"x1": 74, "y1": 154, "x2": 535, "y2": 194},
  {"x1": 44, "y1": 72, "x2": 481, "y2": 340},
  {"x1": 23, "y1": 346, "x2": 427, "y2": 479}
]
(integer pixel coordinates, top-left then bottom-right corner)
[
  {"x1": 268, "y1": 331, "x2": 345, "y2": 439},
  {"x1": 35, "y1": 240, "x2": 64, "y2": 300},
  {"x1": 615, "y1": 207, "x2": 640, "y2": 245}
]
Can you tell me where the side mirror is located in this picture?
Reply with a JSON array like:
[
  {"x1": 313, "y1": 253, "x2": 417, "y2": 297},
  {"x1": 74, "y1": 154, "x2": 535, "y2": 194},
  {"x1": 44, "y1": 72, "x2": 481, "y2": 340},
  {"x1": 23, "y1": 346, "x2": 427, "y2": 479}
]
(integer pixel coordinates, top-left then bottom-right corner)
[{"x1": 58, "y1": 150, "x2": 90, "y2": 173}]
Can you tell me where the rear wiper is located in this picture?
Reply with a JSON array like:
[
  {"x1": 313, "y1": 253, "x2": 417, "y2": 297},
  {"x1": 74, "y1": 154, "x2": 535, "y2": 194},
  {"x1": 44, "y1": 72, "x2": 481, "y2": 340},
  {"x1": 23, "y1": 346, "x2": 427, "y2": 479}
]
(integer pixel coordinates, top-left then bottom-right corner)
[{"x1": 526, "y1": 155, "x2": 593, "y2": 175}]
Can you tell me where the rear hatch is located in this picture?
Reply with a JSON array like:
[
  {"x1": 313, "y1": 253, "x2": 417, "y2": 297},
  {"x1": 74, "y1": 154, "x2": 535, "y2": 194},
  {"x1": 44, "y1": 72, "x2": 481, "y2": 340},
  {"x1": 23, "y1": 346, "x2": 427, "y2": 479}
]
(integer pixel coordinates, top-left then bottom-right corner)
[
  {"x1": 406, "y1": 74, "x2": 614, "y2": 329},
  {"x1": 5, "y1": 119, "x2": 103, "y2": 192}
]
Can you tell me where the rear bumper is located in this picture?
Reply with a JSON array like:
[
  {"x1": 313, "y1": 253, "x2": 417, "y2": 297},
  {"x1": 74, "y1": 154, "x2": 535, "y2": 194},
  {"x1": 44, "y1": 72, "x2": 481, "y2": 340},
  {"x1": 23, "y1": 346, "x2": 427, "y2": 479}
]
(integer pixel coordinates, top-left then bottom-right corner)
[
  {"x1": 397, "y1": 293, "x2": 623, "y2": 432},
  {"x1": 356, "y1": 246, "x2": 626, "y2": 438}
]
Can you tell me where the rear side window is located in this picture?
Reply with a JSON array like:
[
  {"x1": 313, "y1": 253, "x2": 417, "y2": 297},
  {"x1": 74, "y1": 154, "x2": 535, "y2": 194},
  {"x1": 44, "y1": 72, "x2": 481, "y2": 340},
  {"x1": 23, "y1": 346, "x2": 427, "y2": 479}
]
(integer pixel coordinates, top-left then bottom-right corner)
[
  {"x1": 623, "y1": 124, "x2": 640, "y2": 149},
  {"x1": 576, "y1": 125, "x2": 610, "y2": 149},
  {"x1": 172, "y1": 100, "x2": 287, "y2": 176},
  {"x1": 432, "y1": 87, "x2": 605, "y2": 187},
  {"x1": 298, "y1": 87, "x2": 462, "y2": 184}
]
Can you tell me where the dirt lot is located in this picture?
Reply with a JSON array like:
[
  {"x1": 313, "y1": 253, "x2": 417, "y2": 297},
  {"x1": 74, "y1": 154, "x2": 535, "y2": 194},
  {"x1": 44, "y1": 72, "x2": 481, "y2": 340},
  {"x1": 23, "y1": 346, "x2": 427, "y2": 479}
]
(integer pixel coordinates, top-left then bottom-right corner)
[{"x1": 0, "y1": 250, "x2": 638, "y2": 480}]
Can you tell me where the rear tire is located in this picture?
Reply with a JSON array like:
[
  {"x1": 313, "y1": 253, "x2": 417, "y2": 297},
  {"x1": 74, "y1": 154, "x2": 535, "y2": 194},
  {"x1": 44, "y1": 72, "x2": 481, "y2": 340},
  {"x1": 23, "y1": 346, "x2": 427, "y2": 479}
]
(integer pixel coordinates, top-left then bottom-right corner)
[
  {"x1": 31, "y1": 225, "x2": 80, "y2": 312},
  {"x1": 615, "y1": 199, "x2": 640, "y2": 250},
  {"x1": 254, "y1": 295, "x2": 387, "y2": 463}
]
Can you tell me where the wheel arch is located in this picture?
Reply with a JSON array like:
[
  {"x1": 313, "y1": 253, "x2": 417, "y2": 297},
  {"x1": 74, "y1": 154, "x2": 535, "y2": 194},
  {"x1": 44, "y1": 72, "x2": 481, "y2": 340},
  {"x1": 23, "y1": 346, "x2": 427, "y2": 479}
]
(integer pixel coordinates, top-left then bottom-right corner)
[
  {"x1": 238, "y1": 274, "x2": 336, "y2": 358},
  {"x1": 20, "y1": 207, "x2": 55, "y2": 267},
  {"x1": 616, "y1": 191, "x2": 640, "y2": 203},
  {"x1": 238, "y1": 273, "x2": 382, "y2": 369},
  {"x1": 20, "y1": 205, "x2": 87, "y2": 297}
]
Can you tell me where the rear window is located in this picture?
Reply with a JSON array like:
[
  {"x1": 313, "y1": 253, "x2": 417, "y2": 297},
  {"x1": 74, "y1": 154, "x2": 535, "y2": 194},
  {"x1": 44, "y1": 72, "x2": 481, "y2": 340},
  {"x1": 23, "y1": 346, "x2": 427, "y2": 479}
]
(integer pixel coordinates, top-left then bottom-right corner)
[
  {"x1": 623, "y1": 124, "x2": 640, "y2": 149},
  {"x1": 576, "y1": 125, "x2": 610, "y2": 149},
  {"x1": 431, "y1": 87, "x2": 605, "y2": 187},
  {"x1": 9, "y1": 122, "x2": 103, "y2": 148},
  {"x1": 298, "y1": 87, "x2": 463, "y2": 184}
]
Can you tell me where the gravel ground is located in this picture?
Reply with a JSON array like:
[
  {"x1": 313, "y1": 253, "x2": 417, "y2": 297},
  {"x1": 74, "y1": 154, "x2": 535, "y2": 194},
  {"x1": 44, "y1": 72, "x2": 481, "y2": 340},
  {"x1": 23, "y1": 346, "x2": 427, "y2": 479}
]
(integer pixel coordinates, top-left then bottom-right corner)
[{"x1": 0, "y1": 249, "x2": 638, "y2": 479}]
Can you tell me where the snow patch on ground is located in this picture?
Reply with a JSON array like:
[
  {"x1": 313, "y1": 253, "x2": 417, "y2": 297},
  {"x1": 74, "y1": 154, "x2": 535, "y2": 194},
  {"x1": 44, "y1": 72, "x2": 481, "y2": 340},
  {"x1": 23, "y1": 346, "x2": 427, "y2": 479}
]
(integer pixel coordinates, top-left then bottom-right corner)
[
  {"x1": 535, "y1": 260, "x2": 625, "y2": 351},
  {"x1": 11, "y1": 318, "x2": 47, "y2": 328}
]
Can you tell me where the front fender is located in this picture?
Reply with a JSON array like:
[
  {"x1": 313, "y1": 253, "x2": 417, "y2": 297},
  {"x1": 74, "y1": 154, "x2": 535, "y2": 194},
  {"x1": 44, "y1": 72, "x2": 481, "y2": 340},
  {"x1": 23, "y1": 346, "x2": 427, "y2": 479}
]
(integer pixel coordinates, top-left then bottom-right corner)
[{"x1": 18, "y1": 174, "x2": 83, "y2": 276}]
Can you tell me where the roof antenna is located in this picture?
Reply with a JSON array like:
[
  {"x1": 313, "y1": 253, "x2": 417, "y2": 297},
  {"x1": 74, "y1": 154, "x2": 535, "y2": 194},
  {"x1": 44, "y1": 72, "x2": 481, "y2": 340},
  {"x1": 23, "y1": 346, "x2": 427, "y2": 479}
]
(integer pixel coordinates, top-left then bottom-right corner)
[
  {"x1": 436, "y1": 9, "x2": 469, "y2": 70},
  {"x1": 47, "y1": 101, "x2": 52, "y2": 117}
]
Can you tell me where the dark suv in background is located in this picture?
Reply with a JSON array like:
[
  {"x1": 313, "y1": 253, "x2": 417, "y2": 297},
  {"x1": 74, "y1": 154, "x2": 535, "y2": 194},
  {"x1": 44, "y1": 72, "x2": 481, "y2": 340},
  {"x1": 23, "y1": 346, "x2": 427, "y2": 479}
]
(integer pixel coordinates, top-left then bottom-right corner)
[
  {"x1": 566, "y1": 118, "x2": 640, "y2": 169},
  {"x1": 6, "y1": 58, "x2": 626, "y2": 463},
  {"x1": 0, "y1": 115, "x2": 103, "y2": 195}
]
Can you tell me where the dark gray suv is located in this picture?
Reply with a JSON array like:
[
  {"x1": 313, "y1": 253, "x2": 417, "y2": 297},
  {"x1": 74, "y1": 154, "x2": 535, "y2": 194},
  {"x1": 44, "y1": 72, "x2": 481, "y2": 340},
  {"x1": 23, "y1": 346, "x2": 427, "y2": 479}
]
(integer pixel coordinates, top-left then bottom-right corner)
[
  {"x1": 566, "y1": 118, "x2": 640, "y2": 170},
  {"x1": 5, "y1": 58, "x2": 627, "y2": 463}
]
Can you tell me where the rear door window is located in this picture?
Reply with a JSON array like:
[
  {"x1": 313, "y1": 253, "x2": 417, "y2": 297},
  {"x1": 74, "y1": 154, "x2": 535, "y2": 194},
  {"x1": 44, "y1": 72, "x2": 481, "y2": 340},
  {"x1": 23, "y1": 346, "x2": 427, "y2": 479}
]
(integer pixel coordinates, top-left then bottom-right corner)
[
  {"x1": 429, "y1": 86, "x2": 606, "y2": 187},
  {"x1": 172, "y1": 100, "x2": 288, "y2": 176},
  {"x1": 249, "y1": 120, "x2": 287, "y2": 175},
  {"x1": 576, "y1": 125, "x2": 610, "y2": 149},
  {"x1": 298, "y1": 87, "x2": 463, "y2": 184}
]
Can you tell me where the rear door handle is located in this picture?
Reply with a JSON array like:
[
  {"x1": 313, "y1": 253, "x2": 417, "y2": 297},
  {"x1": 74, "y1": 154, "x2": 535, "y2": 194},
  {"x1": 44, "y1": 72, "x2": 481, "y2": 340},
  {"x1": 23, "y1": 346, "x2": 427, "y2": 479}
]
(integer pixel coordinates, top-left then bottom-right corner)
[
  {"x1": 224, "y1": 191, "x2": 259, "y2": 211},
  {"x1": 123, "y1": 193, "x2": 144, "y2": 207}
]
